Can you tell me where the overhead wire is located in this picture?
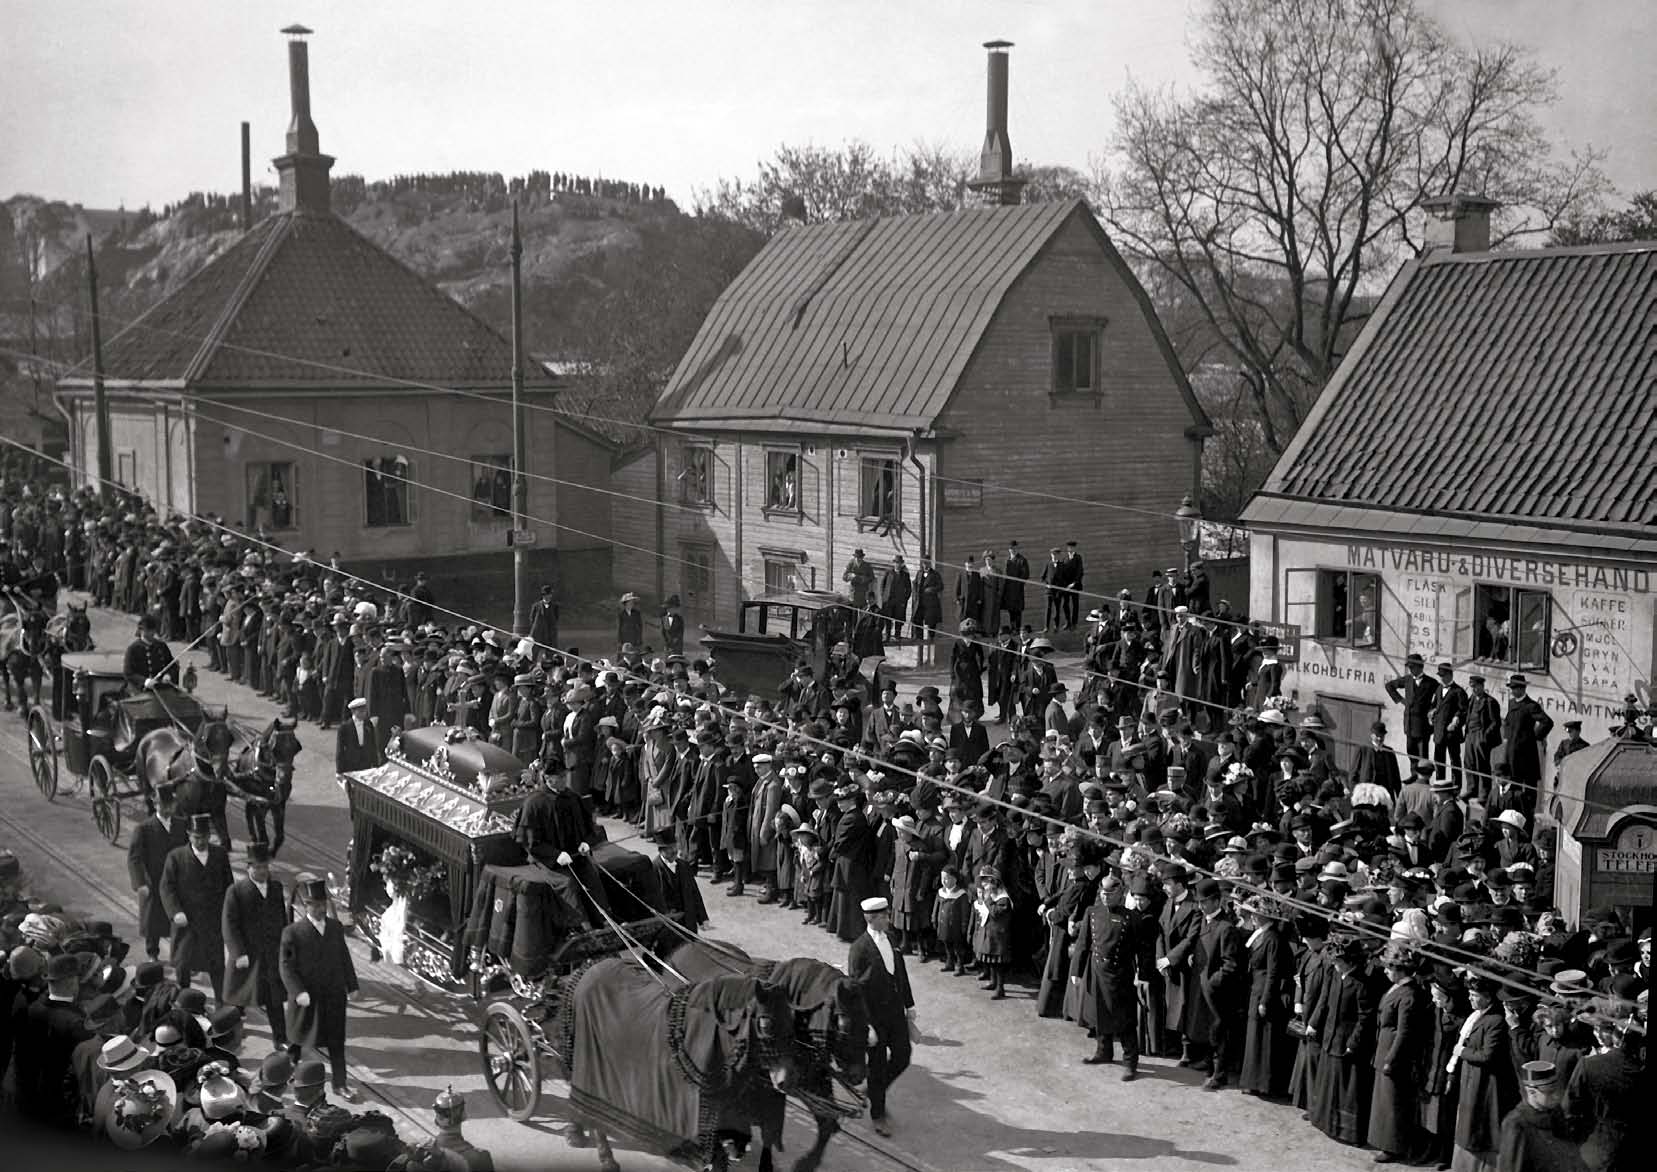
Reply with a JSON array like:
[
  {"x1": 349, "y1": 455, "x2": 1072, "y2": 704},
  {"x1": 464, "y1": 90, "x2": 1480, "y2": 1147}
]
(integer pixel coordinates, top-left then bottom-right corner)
[
  {"x1": 0, "y1": 433, "x2": 1595, "y2": 1001},
  {"x1": 0, "y1": 368, "x2": 1636, "y2": 816}
]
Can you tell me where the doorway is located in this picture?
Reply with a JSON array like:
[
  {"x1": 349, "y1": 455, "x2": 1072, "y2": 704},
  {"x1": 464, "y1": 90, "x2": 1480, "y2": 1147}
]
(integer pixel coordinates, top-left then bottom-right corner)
[
  {"x1": 681, "y1": 545, "x2": 714, "y2": 629},
  {"x1": 1314, "y1": 692, "x2": 1384, "y2": 781}
]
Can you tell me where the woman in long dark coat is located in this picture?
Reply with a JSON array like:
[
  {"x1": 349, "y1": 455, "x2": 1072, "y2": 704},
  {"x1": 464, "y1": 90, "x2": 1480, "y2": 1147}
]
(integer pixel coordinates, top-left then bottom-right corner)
[
  {"x1": 1368, "y1": 944, "x2": 1432, "y2": 1160},
  {"x1": 1451, "y1": 978, "x2": 1518, "y2": 1172},
  {"x1": 827, "y1": 787, "x2": 877, "y2": 942},
  {"x1": 950, "y1": 620, "x2": 985, "y2": 712},
  {"x1": 1035, "y1": 848, "x2": 1091, "y2": 1018},
  {"x1": 1060, "y1": 848, "x2": 1104, "y2": 1026},
  {"x1": 1309, "y1": 936, "x2": 1381, "y2": 1145},
  {"x1": 1289, "y1": 919, "x2": 1332, "y2": 1109},
  {"x1": 1423, "y1": 968, "x2": 1469, "y2": 1169},
  {"x1": 1238, "y1": 898, "x2": 1295, "y2": 1098},
  {"x1": 890, "y1": 815, "x2": 946, "y2": 956}
]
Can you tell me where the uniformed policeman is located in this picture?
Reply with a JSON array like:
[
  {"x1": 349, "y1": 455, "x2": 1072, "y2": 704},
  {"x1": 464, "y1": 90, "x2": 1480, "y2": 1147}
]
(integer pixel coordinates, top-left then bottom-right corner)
[{"x1": 122, "y1": 613, "x2": 179, "y2": 693}]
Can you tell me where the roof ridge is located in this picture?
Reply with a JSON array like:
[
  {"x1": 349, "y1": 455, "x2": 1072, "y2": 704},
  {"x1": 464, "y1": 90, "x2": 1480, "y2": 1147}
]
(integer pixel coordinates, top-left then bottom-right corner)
[{"x1": 182, "y1": 214, "x2": 294, "y2": 384}]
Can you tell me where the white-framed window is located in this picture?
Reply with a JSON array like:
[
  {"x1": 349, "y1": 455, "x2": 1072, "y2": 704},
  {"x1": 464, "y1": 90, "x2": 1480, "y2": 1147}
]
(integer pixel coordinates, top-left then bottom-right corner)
[
  {"x1": 1466, "y1": 584, "x2": 1551, "y2": 672},
  {"x1": 1051, "y1": 316, "x2": 1104, "y2": 394},
  {"x1": 1285, "y1": 568, "x2": 1380, "y2": 649},
  {"x1": 763, "y1": 557, "x2": 798, "y2": 594},
  {"x1": 469, "y1": 453, "x2": 512, "y2": 522},
  {"x1": 246, "y1": 461, "x2": 297, "y2": 530},
  {"x1": 858, "y1": 456, "x2": 899, "y2": 522},
  {"x1": 678, "y1": 444, "x2": 713, "y2": 506},
  {"x1": 364, "y1": 454, "x2": 413, "y2": 527},
  {"x1": 765, "y1": 448, "x2": 799, "y2": 513}
]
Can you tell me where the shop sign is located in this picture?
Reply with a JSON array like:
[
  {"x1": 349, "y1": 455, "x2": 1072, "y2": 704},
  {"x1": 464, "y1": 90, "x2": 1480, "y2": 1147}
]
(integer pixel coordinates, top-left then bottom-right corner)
[
  {"x1": 1344, "y1": 543, "x2": 1652, "y2": 594},
  {"x1": 941, "y1": 479, "x2": 983, "y2": 509},
  {"x1": 1595, "y1": 822, "x2": 1657, "y2": 874}
]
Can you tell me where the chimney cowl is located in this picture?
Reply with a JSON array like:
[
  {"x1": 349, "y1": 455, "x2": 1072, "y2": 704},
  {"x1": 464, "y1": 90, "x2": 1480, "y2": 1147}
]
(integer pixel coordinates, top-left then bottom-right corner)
[
  {"x1": 1421, "y1": 193, "x2": 1499, "y2": 256},
  {"x1": 967, "y1": 40, "x2": 1025, "y2": 207},
  {"x1": 273, "y1": 25, "x2": 334, "y2": 214}
]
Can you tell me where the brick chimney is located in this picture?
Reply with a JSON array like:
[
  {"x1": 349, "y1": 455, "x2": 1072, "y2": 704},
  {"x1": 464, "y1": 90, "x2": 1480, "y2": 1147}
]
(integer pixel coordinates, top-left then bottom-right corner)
[
  {"x1": 273, "y1": 25, "x2": 334, "y2": 214},
  {"x1": 966, "y1": 41, "x2": 1026, "y2": 207},
  {"x1": 1421, "y1": 193, "x2": 1499, "y2": 255}
]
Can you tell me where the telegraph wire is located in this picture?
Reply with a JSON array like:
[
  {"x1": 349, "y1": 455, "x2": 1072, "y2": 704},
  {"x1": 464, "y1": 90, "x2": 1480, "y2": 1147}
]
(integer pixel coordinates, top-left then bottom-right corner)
[{"x1": 0, "y1": 433, "x2": 1612, "y2": 999}]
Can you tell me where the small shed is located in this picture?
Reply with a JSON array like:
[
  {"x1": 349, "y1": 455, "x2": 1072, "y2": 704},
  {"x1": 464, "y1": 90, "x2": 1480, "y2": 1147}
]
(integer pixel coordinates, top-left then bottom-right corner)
[{"x1": 1550, "y1": 738, "x2": 1657, "y2": 934}]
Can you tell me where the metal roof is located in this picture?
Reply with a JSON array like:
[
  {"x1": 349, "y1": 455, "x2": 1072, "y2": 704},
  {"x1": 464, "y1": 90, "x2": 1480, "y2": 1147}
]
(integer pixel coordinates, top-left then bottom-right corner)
[
  {"x1": 1551, "y1": 738, "x2": 1657, "y2": 841},
  {"x1": 652, "y1": 199, "x2": 1120, "y2": 430},
  {"x1": 1252, "y1": 242, "x2": 1657, "y2": 531},
  {"x1": 60, "y1": 212, "x2": 553, "y2": 393}
]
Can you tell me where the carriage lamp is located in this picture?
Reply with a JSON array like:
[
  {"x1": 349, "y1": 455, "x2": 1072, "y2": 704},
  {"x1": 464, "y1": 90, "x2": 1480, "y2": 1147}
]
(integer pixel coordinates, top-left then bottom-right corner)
[{"x1": 1175, "y1": 495, "x2": 1203, "y2": 572}]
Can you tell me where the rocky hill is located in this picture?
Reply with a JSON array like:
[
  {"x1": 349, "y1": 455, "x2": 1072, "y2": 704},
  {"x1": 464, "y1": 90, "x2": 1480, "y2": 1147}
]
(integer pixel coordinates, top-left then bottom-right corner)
[{"x1": 1, "y1": 175, "x2": 764, "y2": 442}]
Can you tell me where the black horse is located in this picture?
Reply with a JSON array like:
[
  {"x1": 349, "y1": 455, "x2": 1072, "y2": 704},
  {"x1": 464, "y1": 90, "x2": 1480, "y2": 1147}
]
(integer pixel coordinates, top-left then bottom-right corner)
[
  {"x1": 240, "y1": 717, "x2": 302, "y2": 854},
  {"x1": 669, "y1": 939, "x2": 870, "y2": 1172},
  {"x1": 137, "y1": 717, "x2": 264, "y2": 848},
  {"x1": 2, "y1": 605, "x2": 49, "y2": 711}
]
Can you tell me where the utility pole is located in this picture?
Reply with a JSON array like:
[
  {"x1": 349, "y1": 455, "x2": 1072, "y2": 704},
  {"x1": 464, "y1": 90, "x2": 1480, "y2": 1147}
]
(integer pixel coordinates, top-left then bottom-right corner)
[
  {"x1": 509, "y1": 201, "x2": 531, "y2": 637},
  {"x1": 86, "y1": 234, "x2": 113, "y2": 496}
]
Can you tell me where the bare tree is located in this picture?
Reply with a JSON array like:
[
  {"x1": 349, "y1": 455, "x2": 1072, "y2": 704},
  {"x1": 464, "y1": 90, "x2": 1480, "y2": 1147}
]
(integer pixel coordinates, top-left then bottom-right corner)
[{"x1": 1096, "y1": 0, "x2": 1608, "y2": 461}]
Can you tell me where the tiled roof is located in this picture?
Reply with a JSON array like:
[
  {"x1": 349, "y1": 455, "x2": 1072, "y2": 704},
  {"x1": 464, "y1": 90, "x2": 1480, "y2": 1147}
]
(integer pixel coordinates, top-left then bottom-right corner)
[
  {"x1": 65, "y1": 212, "x2": 543, "y2": 391},
  {"x1": 653, "y1": 198, "x2": 1089, "y2": 429},
  {"x1": 1251, "y1": 243, "x2": 1657, "y2": 531}
]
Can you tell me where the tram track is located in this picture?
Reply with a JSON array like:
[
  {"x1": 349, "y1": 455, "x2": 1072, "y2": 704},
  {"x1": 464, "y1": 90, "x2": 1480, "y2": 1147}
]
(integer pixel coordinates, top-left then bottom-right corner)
[{"x1": 0, "y1": 710, "x2": 932, "y2": 1172}]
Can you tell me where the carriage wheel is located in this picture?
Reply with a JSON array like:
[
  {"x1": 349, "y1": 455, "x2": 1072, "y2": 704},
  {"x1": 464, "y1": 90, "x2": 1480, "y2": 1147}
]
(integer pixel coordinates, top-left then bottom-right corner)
[
  {"x1": 27, "y1": 710, "x2": 58, "y2": 800},
  {"x1": 479, "y1": 1001, "x2": 541, "y2": 1121},
  {"x1": 90, "y1": 756, "x2": 122, "y2": 844}
]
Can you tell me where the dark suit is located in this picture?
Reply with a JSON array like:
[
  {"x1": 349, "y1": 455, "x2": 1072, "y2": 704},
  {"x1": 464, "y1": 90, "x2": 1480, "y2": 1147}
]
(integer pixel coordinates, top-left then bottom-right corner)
[
  {"x1": 280, "y1": 915, "x2": 358, "y2": 1090},
  {"x1": 1430, "y1": 681, "x2": 1468, "y2": 791},
  {"x1": 1426, "y1": 797, "x2": 1465, "y2": 864},
  {"x1": 1196, "y1": 913, "x2": 1248, "y2": 1077},
  {"x1": 222, "y1": 876, "x2": 289, "y2": 1044},
  {"x1": 1384, "y1": 671, "x2": 1440, "y2": 762},
  {"x1": 121, "y1": 638, "x2": 178, "y2": 692},
  {"x1": 10, "y1": 996, "x2": 91, "y2": 1126},
  {"x1": 334, "y1": 716, "x2": 384, "y2": 774},
  {"x1": 159, "y1": 843, "x2": 234, "y2": 998},
  {"x1": 126, "y1": 812, "x2": 187, "y2": 957},
  {"x1": 1462, "y1": 690, "x2": 1503, "y2": 798},
  {"x1": 847, "y1": 930, "x2": 913, "y2": 1122}
]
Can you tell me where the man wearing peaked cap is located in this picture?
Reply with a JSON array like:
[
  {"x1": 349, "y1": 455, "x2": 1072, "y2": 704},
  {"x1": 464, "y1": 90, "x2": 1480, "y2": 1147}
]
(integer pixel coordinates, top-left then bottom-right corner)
[
  {"x1": 159, "y1": 812, "x2": 234, "y2": 1002},
  {"x1": 846, "y1": 893, "x2": 914, "y2": 1136}
]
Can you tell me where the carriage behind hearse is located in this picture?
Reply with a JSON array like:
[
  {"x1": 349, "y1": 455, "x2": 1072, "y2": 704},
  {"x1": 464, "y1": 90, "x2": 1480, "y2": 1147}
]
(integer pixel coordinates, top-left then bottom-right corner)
[
  {"x1": 24, "y1": 652, "x2": 213, "y2": 842},
  {"x1": 698, "y1": 588, "x2": 898, "y2": 706}
]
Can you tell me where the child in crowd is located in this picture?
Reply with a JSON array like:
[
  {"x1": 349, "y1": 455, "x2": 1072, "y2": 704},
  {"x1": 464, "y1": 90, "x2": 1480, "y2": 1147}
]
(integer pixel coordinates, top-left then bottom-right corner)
[
  {"x1": 294, "y1": 651, "x2": 321, "y2": 721},
  {"x1": 792, "y1": 827, "x2": 823, "y2": 925},
  {"x1": 931, "y1": 864, "x2": 971, "y2": 974},
  {"x1": 971, "y1": 864, "x2": 1014, "y2": 1000}
]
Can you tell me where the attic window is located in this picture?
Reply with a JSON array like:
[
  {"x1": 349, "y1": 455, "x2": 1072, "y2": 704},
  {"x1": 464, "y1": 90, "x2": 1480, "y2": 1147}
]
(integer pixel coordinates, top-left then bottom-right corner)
[{"x1": 1050, "y1": 315, "x2": 1106, "y2": 396}]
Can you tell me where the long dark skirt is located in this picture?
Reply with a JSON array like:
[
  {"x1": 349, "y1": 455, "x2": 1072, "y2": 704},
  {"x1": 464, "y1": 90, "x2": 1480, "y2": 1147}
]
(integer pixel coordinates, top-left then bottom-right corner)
[
  {"x1": 1289, "y1": 1033, "x2": 1320, "y2": 1109},
  {"x1": 1240, "y1": 1013, "x2": 1292, "y2": 1097},
  {"x1": 827, "y1": 888, "x2": 867, "y2": 943},
  {"x1": 1065, "y1": 968, "x2": 1097, "y2": 1032},
  {"x1": 1367, "y1": 1070, "x2": 1420, "y2": 1154},
  {"x1": 1035, "y1": 924, "x2": 1071, "y2": 1018},
  {"x1": 1311, "y1": 1052, "x2": 1372, "y2": 1145}
]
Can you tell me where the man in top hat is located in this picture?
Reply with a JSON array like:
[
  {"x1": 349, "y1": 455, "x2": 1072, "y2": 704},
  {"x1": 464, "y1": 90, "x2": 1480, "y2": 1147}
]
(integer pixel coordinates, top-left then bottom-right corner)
[
  {"x1": 335, "y1": 697, "x2": 384, "y2": 774},
  {"x1": 222, "y1": 841, "x2": 288, "y2": 1048},
  {"x1": 11, "y1": 951, "x2": 93, "y2": 1126},
  {"x1": 128, "y1": 782, "x2": 187, "y2": 961},
  {"x1": 160, "y1": 813, "x2": 234, "y2": 1001},
  {"x1": 1501, "y1": 675, "x2": 1553, "y2": 792},
  {"x1": 280, "y1": 876, "x2": 360, "y2": 1103},
  {"x1": 847, "y1": 896, "x2": 915, "y2": 1137},
  {"x1": 1429, "y1": 663, "x2": 1467, "y2": 795},
  {"x1": 1385, "y1": 654, "x2": 1441, "y2": 765},
  {"x1": 123, "y1": 613, "x2": 179, "y2": 694},
  {"x1": 528, "y1": 584, "x2": 560, "y2": 652}
]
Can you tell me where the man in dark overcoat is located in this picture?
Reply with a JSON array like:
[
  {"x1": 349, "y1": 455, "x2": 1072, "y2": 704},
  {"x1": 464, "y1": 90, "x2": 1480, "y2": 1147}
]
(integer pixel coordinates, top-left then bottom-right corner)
[
  {"x1": 10, "y1": 953, "x2": 91, "y2": 1127},
  {"x1": 222, "y1": 841, "x2": 289, "y2": 1048},
  {"x1": 1071, "y1": 873, "x2": 1142, "y2": 1079},
  {"x1": 999, "y1": 542, "x2": 1029, "y2": 633},
  {"x1": 1384, "y1": 653, "x2": 1441, "y2": 764},
  {"x1": 1500, "y1": 674, "x2": 1554, "y2": 791},
  {"x1": 829, "y1": 783, "x2": 877, "y2": 942},
  {"x1": 160, "y1": 812, "x2": 234, "y2": 1000},
  {"x1": 317, "y1": 616, "x2": 355, "y2": 728},
  {"x1": 127, "y1": 782, "x2": 187, "y2": 960},
  {"x1": 513, "y1": 765, "x2": 612, "y2": 921},
  {"x1": 878, "y1": 558, "x2": 911, "y2": 643},
  {"x1": 1429, "y1": 663, "x2": 1468, "y2": 796},
  {"x1": 280, "y1": 875, "x2": 361, "y2": 1102},
  {"x1": 1156, "y1": 864, "x2": 1205, "y2": 1064},
  {"x1": 1193, "y1": 878, "x2": 1247, "y2": 1090},
  {"x1": 847, "y1": 897, "x2": 914, "y2": 1138}
]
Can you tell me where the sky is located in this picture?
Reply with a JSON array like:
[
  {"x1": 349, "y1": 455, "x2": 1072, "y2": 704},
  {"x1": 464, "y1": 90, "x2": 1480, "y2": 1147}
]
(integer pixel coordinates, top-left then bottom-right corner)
[{"x1": 4, "y1": 0, "x2": 1653, "y2": 212}]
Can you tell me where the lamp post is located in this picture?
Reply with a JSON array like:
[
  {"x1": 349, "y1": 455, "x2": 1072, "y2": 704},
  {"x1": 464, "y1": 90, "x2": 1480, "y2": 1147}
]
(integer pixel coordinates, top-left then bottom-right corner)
[{"x1": 1175, "y1": 494, "x2": 1202, "y2": 572}]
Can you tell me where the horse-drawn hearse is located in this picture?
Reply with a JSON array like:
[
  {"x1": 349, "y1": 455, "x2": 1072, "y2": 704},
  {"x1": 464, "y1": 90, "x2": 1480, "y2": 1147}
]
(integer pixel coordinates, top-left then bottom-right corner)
[
  {"x1": 24, "y1": 656, "x2": 296, "y2": 849},
  {"x1": 339, "y1": 725, "x2": 871, "y2": 1172}
]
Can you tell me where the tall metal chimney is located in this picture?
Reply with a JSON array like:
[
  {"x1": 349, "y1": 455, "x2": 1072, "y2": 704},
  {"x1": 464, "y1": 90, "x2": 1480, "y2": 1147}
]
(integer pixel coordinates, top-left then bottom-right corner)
[
  {"x1": 967, "y1": 40, "x2": 1025, "y2": 207},
  {"x1": 240, "y1": 121, "x2": 253, "y2": 230},
  {"x1": 272, "y1": 24, "x2": 334, "y2": 213}
]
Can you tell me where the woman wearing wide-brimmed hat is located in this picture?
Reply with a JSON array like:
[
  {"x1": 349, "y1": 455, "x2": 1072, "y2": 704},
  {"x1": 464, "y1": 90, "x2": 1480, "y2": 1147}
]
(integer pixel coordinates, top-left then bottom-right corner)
[
  {"x1": 1368, "y1": 942, "x2": 1432, "y2": 1162},
  {"x1": 1238, "y1": 896, "x2": 1296, "y2": 1099}
]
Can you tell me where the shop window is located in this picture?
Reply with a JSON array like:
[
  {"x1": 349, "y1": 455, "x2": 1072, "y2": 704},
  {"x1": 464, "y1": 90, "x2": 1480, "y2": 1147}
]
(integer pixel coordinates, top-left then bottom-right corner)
[
  {"x1": 469, "y1": 453, "x2": 512, "y2": 522},
  {"x1": 246, "y1": 461, "x2": 297, "y2": 530},
  {"x1": 1285, "y1": 568, "x2": 1380, "y2": 648},
  {"x1": 678, "y1": 445, "x2": 713, "y2": 506},
  {"x1": 364, "y1": 455, "x2": 412, "y2": 527},
  {"x1": 858, "y1": 456, "x2": 899, "y2": 522},
  {"x1": 1469, "y1": 584, "x2": 1551, "y2": 671},
  {"x1": 765, "y1": 449, "x2": 799, "y2": 513}
]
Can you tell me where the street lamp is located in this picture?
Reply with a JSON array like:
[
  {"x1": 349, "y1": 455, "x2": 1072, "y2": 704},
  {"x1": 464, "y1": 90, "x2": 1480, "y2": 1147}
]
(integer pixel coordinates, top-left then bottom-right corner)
[{"x1": 1175, "y1": 494, "x2": 1202, "y2": 572}]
